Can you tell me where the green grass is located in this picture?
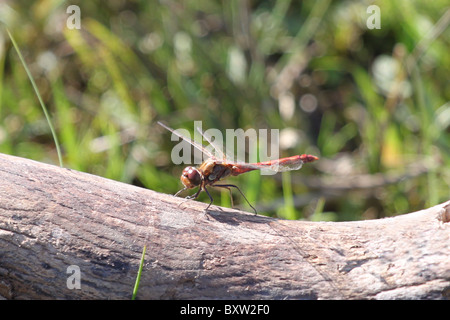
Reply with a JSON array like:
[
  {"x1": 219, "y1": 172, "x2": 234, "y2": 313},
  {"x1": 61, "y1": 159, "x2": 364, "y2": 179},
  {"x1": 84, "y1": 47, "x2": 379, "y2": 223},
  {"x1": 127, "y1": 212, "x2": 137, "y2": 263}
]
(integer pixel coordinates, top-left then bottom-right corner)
[
  {"x1": 0, "y1": 0, "x2": 449, "y2": 221},
  {"x1": 6, "y1": 29, "x2": 63, "y2": 168},
  {"x1": 132, "y1": 245, "x2": 146, "y2": 300}
]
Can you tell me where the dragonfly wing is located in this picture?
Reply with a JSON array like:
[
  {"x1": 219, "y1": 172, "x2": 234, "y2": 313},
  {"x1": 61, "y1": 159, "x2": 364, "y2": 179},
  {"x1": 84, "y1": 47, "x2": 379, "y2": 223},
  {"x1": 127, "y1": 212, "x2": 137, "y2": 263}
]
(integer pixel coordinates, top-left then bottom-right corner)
[
  {"x1": 248, "y1": 155, "x2": 317, "y2": 172},
  {"x1": 267, "y1": 160, "x2": 303, "y2": 172},
  {"x1": 196, "y1": 126, "x2": 228, "y2": 161},
  {"x1": 228, "y1": 159, "x2": 303, "y2": 176},
  {"x1": 248, "y1": 160, "x2": 303, "y2": 172},
  {"x1": 158, "y1": 121, "x2": 216, "y2": 159}
]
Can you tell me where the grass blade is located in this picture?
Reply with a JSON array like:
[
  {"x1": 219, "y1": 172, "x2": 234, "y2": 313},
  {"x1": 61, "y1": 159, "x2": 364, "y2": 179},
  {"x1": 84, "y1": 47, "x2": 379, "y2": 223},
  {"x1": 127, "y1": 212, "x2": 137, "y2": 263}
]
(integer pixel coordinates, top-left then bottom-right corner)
[
  {"x1": 132, "y1": 245, "x2": 146, "y2": 300},
  {"x1": 6, "y1": 28, "x2": 63, "y2": 167},
  {"x1": 281, "y1": 171, "x2": 296, "y2": 219}
]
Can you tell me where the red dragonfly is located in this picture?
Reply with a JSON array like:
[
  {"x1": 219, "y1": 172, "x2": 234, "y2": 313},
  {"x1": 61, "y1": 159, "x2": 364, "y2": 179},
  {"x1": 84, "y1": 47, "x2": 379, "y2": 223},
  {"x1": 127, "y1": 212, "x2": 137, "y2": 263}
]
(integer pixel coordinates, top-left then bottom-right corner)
[{"x1": 158, "y1": 121, "x2": 318, "y2": 214}]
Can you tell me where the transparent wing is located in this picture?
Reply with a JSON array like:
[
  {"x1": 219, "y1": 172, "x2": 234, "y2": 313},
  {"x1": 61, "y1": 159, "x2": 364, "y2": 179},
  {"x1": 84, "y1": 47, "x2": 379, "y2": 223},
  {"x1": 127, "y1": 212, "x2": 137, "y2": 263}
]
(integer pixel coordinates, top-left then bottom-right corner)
[
  {"x1": 249, "y1": 157, "x2": 303, "y2": 172},
  {"x1": 262, "y1": 158, "x2": 304, "y2": 172},
  {"x1": 248, "y1": 154, "x2": 318, "y2": 172},
  {"x1": 238, "y1": 154, "x2": 320, "y2": 174},
  {"x1": 158, "y1": 121, "x2": 216, "y2": 160},
  {"x1": 196, "y1": 126, "x2": 230, "y2": 162}
]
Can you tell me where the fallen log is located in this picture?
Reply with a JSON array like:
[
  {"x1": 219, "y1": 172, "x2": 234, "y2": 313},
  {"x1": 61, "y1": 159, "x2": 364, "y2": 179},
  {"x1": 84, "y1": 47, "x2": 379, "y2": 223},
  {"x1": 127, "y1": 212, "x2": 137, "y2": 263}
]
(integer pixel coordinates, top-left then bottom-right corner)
[{"x1": 0, "y1": 152, "x2": 448, "y2": 299}]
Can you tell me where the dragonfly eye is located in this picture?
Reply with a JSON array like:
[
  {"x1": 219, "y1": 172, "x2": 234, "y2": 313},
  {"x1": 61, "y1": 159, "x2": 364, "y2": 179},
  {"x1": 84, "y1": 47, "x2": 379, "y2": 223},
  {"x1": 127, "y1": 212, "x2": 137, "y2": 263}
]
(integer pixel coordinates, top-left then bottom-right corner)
[{"x1": 180, "y1": 167, "x2": 201, "y2": 188}]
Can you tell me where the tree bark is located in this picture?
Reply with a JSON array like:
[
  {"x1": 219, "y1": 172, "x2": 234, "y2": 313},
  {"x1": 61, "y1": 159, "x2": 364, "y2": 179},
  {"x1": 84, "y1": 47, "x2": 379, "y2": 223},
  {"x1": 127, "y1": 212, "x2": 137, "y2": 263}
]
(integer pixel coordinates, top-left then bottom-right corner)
[{"x1": 0, "y1": 152, "x2": 449, "y2": 300}]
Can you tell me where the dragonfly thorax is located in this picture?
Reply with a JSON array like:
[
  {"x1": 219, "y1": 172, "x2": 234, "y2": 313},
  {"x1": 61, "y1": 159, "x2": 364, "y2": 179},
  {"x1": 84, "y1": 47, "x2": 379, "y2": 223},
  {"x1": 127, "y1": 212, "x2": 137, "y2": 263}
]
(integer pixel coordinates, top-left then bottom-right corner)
[{"x1": 180, "y1": 166, "x2": 202, "y2": 188}]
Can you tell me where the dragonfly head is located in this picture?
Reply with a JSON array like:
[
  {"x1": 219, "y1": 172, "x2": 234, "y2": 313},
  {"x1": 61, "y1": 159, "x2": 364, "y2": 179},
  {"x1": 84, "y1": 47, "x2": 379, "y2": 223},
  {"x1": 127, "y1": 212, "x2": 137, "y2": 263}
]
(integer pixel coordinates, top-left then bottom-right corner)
[{"x1": 180, "y1": 166, "x2": 202, "y2": 188}]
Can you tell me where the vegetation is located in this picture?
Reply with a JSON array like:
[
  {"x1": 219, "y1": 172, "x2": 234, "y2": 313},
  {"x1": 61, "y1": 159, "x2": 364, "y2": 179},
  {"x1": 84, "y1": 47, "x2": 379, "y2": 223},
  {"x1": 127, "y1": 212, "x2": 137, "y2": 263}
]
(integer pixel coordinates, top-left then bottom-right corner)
[{"x1": 1, "y1": 0, "x2": 448, "y2": 220}]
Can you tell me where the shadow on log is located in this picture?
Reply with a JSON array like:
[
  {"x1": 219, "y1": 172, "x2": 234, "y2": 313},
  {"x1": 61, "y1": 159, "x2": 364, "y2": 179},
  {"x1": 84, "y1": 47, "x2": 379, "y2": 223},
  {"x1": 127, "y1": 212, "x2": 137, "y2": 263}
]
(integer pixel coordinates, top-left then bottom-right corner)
[{"x1": 0, "y1": 153, "x2": 449, "y2": 300}]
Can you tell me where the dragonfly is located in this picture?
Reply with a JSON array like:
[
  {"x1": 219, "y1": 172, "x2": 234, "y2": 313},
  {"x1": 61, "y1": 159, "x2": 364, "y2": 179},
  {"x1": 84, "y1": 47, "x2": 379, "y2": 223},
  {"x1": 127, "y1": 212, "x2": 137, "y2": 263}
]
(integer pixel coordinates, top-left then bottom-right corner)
[{"x1": 158, "y1": 121, "x2": 318, "y2": 214}]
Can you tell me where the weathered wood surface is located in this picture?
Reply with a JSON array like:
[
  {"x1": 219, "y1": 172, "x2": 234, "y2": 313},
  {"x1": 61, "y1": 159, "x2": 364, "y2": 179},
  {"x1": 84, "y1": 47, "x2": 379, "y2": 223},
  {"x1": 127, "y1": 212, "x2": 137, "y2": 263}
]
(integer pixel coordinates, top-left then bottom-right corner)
[{"x1": 0, "y1": 152, "x2": 449, "y2": 300}]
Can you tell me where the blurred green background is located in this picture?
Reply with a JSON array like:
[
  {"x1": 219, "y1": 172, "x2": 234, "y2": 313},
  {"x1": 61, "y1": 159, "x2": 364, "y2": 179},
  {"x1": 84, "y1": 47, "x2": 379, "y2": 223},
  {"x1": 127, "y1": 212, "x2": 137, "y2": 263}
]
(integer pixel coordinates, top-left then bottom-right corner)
[{"x1": 0, "y1": 0, "x2": 448, "y2": 220}]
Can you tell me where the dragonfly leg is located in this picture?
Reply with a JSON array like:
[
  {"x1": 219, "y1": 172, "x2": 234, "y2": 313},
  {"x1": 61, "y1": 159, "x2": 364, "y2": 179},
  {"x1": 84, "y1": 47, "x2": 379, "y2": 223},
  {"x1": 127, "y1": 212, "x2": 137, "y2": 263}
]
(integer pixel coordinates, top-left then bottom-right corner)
[
  {"x1": 174, "y1": 187, "x2": 187, "y2": 197},
  {"x1": 203, "y1": 186, "x2": 214, "y2": 211},
  {"x1": 213, "y1": 184, "x2": 257, "y2": 215},
  {"x1": 174, "y1": 187, "x2": 208, "y2": 212},
  {"x1": 185, "y1": 187, "x2": 202, "y2": 200},
  {"x1": 174, "y1": 187, "x2": 191, "y2": 209},
  {"x1": 212, "y1": 185, "x2": 234, "y2": 208}
]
